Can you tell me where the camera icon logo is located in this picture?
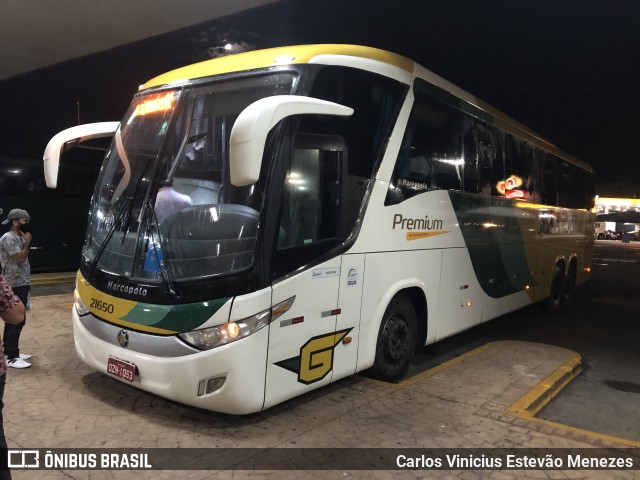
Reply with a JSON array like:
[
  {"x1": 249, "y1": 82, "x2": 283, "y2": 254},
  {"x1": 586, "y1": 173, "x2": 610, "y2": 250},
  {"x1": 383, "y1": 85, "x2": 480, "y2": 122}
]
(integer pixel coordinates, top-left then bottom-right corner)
[{"x1": 7, "y1": 450, "x2": 40, "y2": 468}]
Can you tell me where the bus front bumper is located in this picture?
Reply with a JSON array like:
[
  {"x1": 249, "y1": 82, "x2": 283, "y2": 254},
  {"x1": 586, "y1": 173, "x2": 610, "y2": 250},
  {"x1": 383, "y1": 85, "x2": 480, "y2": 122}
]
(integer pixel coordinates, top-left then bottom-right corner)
[{"x1": 72, "y1": 310, "x2": 268, "y2": 415}]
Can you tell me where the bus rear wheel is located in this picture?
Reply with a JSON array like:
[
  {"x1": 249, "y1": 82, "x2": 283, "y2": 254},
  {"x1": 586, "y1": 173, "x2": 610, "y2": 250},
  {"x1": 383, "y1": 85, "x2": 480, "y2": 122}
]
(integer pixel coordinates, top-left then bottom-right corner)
[
  {"x1": 544, "y1": 265, "x2": 565, "y2": 311},
  {"x1": 563, "y1": 263, "x2": 577, "y2": 304},
  {"x1": 368, "y1": 294, "x2": 417, "y2": 382}
]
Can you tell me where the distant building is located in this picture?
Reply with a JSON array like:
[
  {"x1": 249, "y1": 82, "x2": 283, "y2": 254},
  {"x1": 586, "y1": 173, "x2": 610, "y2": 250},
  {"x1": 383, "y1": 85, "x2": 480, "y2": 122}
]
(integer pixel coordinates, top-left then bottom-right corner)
[
  {"x1": 596, "y1": 197, "x2": 640, "y2": 216},
  {"x1": 595, "y1": 197, "x2": 640, "y2": 239}
]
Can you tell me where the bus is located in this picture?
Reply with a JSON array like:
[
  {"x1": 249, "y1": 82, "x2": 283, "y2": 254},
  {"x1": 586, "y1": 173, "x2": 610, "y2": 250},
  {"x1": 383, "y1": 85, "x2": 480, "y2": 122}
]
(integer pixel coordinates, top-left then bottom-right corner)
[
  {"x1": 1, "y1": 149, "x2": 102, "y2": 272},
  {"x1": 43, "y1": 44, "x2": 595, "y2": 414}
]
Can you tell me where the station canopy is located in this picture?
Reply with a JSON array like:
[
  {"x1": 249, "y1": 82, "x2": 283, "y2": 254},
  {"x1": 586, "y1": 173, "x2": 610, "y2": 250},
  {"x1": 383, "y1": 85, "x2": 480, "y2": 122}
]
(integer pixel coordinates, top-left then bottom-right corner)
[{"x1": 0, "y1": 0, "x2": 279, "y2": 80}]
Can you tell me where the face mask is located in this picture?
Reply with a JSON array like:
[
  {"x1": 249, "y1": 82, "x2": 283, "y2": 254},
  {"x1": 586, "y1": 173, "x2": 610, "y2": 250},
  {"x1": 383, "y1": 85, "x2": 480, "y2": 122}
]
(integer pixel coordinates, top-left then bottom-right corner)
[{"x1": 18, "y1": 223, "x2": 30, "y2": 233}]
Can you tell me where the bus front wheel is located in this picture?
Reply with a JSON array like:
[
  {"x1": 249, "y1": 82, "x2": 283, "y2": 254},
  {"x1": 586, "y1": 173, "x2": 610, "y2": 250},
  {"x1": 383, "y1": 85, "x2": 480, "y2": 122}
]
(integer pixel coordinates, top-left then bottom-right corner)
[{"x1": 368, "y1": 294, "x2": 417, "y2": 382}]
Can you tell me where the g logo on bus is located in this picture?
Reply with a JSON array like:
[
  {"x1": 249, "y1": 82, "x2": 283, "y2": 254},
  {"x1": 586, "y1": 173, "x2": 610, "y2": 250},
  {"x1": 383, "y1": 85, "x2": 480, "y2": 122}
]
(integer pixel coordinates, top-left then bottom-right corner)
[
  {"x1": 275, "y1": 328, "x2": 352, "y2": 385},
  {"x1": 117, "y1": 329, "x2": 129, "y2": 348}
]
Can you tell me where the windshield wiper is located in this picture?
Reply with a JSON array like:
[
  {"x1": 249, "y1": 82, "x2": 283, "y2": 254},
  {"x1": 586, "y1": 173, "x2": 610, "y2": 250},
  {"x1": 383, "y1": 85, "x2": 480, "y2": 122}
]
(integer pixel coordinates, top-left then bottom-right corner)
[
  {"x1": 87, "y1": 196, "x2": 133, "y2": 278},
  {"x1": 144, "y1": 199, "x2": 178, "y2": 298}
]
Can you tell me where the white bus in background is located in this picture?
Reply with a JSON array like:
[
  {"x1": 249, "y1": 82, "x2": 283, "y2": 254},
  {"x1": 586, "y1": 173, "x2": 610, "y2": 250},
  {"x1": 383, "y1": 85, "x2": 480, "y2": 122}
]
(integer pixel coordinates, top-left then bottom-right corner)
[{"x1": 43, "y1": 44, "x2": 595, "y2": 414}]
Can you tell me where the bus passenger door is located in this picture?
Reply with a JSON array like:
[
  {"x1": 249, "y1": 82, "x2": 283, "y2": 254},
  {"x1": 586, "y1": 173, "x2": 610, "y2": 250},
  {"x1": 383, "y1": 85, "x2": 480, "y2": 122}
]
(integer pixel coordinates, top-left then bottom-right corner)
[{"x1": 332, "y1": 253, "x2": 365, "y2": 381}]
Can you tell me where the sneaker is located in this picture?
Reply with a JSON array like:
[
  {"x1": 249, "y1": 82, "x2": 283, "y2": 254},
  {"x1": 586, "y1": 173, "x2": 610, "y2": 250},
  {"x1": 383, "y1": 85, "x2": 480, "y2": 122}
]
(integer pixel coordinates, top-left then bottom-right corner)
[
  {"x1": 7, "y1": 358, "x2": 31, "y2": 369},
  {"x1": 18, "y1": 353, "x2": 32, "y2": 360}
]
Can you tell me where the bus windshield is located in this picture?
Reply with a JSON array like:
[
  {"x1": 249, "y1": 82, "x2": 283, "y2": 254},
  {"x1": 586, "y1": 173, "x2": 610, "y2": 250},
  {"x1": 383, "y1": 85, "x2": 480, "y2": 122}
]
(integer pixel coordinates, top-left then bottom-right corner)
[{"x1": 84, "y1": 72, "x2": 297, "y2": 285}]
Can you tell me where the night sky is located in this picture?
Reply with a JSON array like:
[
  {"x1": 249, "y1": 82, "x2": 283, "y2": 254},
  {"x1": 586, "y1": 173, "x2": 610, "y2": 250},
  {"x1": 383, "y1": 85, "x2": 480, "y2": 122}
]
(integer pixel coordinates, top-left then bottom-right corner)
[{"x1": 1, "y1": 0, "x2": 639, "y2": 195}]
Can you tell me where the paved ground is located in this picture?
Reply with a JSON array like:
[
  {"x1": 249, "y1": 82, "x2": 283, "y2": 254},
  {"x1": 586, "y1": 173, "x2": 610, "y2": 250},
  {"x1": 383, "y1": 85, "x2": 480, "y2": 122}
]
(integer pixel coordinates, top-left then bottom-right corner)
[
  {"x1": 398, "y1": 240, "x2": 640, "y2": 446},
  {"x1": 4, "y1": 290, "x2": 638, "y2": 479}
]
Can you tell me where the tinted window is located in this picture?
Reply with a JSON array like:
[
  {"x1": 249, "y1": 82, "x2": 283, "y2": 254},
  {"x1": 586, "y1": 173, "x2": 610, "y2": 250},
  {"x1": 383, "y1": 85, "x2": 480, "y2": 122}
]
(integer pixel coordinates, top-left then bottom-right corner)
[
  {"x1": 272, "y1": 67, "x2": 406, "y2": 278},
  {"x1": 388, "y1": 92, "x2": 463, "y2": 203}
]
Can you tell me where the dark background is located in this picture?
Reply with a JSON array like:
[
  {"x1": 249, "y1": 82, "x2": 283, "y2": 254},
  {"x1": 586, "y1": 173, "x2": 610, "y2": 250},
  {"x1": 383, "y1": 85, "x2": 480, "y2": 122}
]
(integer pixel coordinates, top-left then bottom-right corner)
[{"x1": 1, "y1": 0, "x2": 639, "y2": 195}]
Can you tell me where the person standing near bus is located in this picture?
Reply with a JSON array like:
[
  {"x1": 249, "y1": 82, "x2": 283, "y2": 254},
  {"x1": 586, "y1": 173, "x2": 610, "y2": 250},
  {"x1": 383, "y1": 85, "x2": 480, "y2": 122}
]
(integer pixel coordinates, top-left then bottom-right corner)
[
  {"x1": 0, "y1": 209, "x2": 33, "y2": 369},
  {"x1": 0, "y1": 274, "x2": 25, "y2": 479}
]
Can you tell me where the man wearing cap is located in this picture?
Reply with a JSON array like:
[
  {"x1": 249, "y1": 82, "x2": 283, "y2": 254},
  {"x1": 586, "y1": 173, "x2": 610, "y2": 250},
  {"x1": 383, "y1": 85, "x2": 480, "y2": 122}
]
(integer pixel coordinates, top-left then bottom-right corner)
[{"x1": 0, "y1": 209, "x2": 33, "y2": 369}]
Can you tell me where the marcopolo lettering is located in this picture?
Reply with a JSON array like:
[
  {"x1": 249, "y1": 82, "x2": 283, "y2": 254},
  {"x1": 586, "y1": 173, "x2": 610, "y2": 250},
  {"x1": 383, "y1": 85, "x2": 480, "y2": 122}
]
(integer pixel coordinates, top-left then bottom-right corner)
[
  {"x1": 106, "y1": 281, "x2": 148, "y2": 297},
  {"x1": 392, "y1": 213, "x2": 443, "y2": 231}
]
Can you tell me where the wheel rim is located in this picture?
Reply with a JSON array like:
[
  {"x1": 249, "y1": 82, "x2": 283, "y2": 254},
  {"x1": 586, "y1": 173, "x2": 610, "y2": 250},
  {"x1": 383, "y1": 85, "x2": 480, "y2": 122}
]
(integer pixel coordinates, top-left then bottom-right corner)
[{"x1": 382, "y1": 314, "x2": 409, "y2": 365}]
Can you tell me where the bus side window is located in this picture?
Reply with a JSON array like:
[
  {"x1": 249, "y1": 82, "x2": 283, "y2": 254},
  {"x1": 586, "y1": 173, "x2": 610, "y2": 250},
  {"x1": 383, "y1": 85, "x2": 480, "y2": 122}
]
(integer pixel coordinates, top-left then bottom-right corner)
[
  {"x1": 387, "y1": 93, "x2": 463, "y2": 205},
  {"x1": 503, "y1": 134, "x2": 534, "y2": 201}
]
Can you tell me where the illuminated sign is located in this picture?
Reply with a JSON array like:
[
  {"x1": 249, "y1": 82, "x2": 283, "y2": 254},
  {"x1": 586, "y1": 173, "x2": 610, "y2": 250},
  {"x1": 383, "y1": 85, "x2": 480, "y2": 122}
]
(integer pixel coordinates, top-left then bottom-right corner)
[
  {"x1": 497, "y1": 175, "x2": 525, "y2": 199},
  {"x1": 132, "y1": 92, "x2": 175, "y2": 118}
]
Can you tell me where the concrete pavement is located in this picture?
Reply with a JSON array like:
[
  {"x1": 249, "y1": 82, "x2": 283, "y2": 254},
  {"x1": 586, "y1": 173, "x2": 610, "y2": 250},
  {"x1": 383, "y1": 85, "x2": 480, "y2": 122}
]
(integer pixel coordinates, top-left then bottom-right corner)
[{"x1": 4, "y1": 292, "x2": 637, "y2": 479}]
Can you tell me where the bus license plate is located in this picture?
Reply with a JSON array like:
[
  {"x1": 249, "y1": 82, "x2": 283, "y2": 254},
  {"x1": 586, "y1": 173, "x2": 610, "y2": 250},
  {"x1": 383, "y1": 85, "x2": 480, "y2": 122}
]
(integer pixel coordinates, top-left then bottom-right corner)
[{"x1": 107, "y1": 356, "x2": 136, "y2": 383}]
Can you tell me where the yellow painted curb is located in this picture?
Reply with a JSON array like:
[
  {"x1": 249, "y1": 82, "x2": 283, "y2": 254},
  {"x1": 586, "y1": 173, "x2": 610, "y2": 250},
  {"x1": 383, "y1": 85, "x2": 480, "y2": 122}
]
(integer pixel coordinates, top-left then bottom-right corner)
[
  {"x1": 362, "y1": 342, "x2": 493, "y2": 389},
  {"x1": 366, "y1": 341, "x2": 640, "y2": 447},
  {"x1": 506, "y1": 348, "x2": 640, "y2": 447},
  {"x1": 507, "y1": 350, "x2": 583, "y2": 417},
  {"x1": 31, "y1": 274, "x2": 76, "y2": 285}
]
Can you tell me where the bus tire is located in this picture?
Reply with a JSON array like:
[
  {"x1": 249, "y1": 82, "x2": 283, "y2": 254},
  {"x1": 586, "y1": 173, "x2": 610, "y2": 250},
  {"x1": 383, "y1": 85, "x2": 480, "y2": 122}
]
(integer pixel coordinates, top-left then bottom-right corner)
[
  {"x1": 563, "y1": 263, "x2": 577, "y2": 304},
  {"x1": 368, "y1": 294, "x2": 417, "y2": 382},
  {"x1": 544, "y1": 265, "x2": 565, "y2": 311}
]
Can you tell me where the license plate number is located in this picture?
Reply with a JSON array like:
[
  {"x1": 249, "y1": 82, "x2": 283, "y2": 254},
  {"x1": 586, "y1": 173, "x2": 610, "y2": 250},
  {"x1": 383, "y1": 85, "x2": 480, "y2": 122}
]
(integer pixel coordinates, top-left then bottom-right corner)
[{"x1": 107, "y1": 356, "x2": 136, "y2": 382}]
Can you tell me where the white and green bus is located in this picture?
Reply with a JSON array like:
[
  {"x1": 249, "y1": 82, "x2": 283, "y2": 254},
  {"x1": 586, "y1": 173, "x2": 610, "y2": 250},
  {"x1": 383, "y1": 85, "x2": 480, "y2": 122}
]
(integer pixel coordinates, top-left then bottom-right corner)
[{"x1": 44, "y1": 45, "x2": 595, "y2": 414}]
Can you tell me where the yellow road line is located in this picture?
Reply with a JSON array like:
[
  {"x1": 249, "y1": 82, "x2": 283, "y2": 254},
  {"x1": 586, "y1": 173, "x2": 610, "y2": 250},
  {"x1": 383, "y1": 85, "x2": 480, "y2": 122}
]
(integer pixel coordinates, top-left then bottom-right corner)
[
  {"x1": 31, "y1": 276, "x2": 75, "y2": 285},
  {"x1": 398, "y1": 342, "x2": 493, "y2": 388},
  {"x1": 362, "y1": 343, "x2": 493, "y2": 389}
]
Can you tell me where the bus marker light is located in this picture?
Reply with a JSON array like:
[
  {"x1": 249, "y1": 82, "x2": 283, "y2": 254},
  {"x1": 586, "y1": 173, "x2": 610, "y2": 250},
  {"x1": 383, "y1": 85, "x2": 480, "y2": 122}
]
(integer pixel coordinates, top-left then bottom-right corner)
[
  {"x1": 342, "y1": 336, "x2": 352, "y2": 345},
  {"x1": 280, "y1": 316, "x2": 304, "y2": 328},
  {"x1": 73, "y1": 289, "x2": 90, "y2": 316},
  {"x1": 271, "y1": 296, "x2": 295, "y2": 322}
]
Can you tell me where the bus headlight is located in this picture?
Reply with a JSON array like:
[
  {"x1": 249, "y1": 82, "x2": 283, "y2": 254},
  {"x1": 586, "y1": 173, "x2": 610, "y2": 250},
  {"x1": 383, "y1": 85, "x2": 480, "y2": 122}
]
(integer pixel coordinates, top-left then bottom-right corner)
[
  {"x1": 178, "y1": 296, "x2": 295, "y2": 350},
  {"x1": 74, "y1": 289, "x2": 90, "y2": 316},
  {"x1": 179, "y1": 310, "x2": 270, "y2": 350}
]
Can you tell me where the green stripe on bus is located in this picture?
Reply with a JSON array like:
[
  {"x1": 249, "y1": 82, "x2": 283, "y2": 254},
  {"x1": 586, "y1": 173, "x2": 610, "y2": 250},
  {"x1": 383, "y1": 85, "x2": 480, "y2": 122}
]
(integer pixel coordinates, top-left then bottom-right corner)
[
  {"x1": 121, "y1": 297, "x2": 230, "y2": 333},
  {"x1": 448, "y1": 191, "x2": 537, "y2": 298}
]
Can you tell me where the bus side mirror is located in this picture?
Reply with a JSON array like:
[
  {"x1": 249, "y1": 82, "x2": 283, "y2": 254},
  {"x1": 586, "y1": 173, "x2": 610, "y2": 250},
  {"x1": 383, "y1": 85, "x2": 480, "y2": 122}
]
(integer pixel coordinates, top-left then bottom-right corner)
[
  {"x1": 43, "y1": 121, "x2": 119, "y2": 188},
  {"x1": 229, "y1": 95, "x2": 353, "y2": 187}
]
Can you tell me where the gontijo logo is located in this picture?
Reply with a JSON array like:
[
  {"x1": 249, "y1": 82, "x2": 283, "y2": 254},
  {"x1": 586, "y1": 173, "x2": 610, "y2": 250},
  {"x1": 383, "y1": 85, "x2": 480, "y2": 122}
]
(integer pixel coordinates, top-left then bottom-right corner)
[
  {"x1": 392, "y1": 213, "x2": 450, "y2": 241},
  {"x1": 276, "y1": 329, "x2": 352, "y2": 384}
]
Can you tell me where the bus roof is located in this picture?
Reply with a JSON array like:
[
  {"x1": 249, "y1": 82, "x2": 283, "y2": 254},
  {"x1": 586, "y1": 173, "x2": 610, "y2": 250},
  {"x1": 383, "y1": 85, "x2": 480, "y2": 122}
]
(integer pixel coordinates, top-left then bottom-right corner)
[
  {"x1": 140, "y1": 44, "x2": 592, "y2": 173},
  {"x1": 140, "y1": 44, "x2": 414, "y2": 90}
]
